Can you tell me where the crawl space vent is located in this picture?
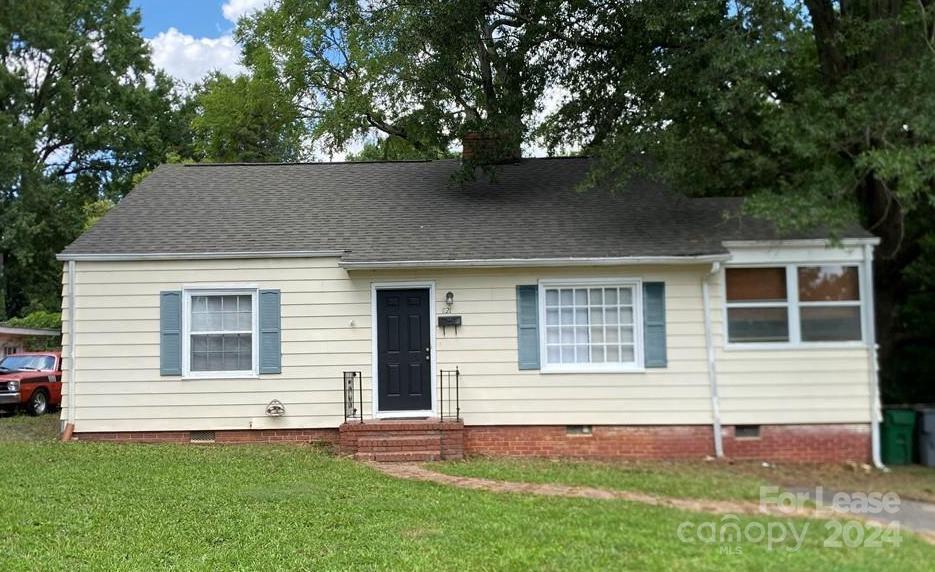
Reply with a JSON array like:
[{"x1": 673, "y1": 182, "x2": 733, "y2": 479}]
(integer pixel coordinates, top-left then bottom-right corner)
[
  {"x1": 735, "y1": 425, "x2": 761, "y2": 439},
  {"x1": 566, "y1": 425, "x2": 593, "y2": 436},
  {"x1": 190, "y1": 430, "x2": 216, "y2": 443}
]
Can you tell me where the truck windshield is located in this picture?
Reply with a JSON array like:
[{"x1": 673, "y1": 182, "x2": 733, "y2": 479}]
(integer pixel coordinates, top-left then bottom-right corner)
[{"x1": 0, "y1": 355, "x2": 55, "y2": 372}]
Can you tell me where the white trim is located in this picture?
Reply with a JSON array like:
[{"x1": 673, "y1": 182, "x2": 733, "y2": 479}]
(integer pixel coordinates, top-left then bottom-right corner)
[
  {"x1": 0, "y1": 326, "x2": 60, "y2": 336},
  {"x1": 862, "y1": 243, "x2": 884, "y2": 470},
  {"x1": 66, "y1": 260, "x2": 77, "y2": 426},
  {"x1": 370, "y1": 281, "x2": 437, "y2": 419},
  {"x1": 181, "y1": 286, "x2": 260, "y2": 380},
  {"x1": 722, "y1": 262, "x2": 868, "y2": 349},
  {"x1": 537, "y1": 277, "x2": 644, "y2": 374},
  {"x1": 342, "y1": 255, "x2": 729, "y2": 270},
  {"x1": 723, "y1": 238, "x2": 880, "y2": 248},
  {"x1": 56, "y1": 250, "x2": 345, "y2": 262},
  {"x1": 701, "y1": 262, "x2": 723, "y2": 458}
]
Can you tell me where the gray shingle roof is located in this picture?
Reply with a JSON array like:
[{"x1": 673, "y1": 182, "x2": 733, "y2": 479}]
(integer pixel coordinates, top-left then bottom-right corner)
[{"x1": 60, "y1": 158, "x2": 870, "y2": 261}]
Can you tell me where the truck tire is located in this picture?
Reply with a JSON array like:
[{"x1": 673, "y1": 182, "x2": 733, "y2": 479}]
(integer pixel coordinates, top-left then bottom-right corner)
[{"x1": 27, "y1": 389, "x2": 48, "y2": 416}]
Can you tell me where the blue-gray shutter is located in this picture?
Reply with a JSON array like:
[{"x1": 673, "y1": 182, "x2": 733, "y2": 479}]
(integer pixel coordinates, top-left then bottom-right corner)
[
  {"x1": 516, "y1": 285, "x2": 540, "y2": 370},
  {"x1": 258, "y1": 289, "x2": 282, "y2": 374},
  {"x1": 643, "y1": 282, "x2": 667, "y2": 368},
  {"x1": 160, "y1": 291, "x2": 182, "y2": 376}
]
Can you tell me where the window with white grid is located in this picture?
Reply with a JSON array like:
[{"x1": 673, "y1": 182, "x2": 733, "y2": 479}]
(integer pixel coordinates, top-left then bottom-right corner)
[
  {"x1": 183, "y1": 289, "x2": 257, "y2": 377},
  {"x1": 540, "y1": 282, "x2": 641, "y2": 371}
]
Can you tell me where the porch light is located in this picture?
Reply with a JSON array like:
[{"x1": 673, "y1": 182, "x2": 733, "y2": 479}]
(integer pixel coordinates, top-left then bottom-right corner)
[{"x1": 445, "y1": 291, "x2": 454, "y2": 312}]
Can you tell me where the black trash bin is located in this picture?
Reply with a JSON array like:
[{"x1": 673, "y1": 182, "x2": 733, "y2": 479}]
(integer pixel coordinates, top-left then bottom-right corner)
[{"x1": 920, "y1": 409, "x2": 935, "y2": 467}]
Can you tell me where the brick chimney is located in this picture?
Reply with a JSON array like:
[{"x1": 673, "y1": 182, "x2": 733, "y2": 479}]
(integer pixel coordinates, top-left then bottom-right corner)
[{"x1": 461, "y1": 131, "x2": 522, "y2": 164}]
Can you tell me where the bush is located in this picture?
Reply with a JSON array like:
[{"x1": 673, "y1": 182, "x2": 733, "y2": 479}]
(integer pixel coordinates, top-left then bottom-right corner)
[{"x1": 2, "y1": 311, "x2": 61, "y2": 351}]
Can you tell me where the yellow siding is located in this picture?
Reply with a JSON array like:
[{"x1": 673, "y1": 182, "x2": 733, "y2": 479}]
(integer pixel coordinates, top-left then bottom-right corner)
[
  {"x1": 707, "y1": 270, "x2": 872, "y2": 425},
  {"x1": 60, "y1": 258, "x2": 872, "y2": 432}
]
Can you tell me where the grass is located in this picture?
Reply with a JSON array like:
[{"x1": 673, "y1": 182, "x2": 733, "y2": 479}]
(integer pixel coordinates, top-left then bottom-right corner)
[
  {"x1": 0, "y1": 410, "x2": 60, "y2": 442},
  {"x1": 0, "y1": 441, "x2": 932, "y2": 571},
  {"x1": 434, "y1": 457, "x2": 771, "y2": 501},
  {"x1": 434, "y1": 457, "x2": 935, "y2": 504},
  {"x1": 727, "y1": 462, "x2": 935, "y2": 504}
]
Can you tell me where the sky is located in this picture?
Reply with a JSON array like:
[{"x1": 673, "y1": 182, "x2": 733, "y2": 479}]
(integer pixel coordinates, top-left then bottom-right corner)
[{"x1": 129, "y1": 0, "x2": 274, "y2": 83}]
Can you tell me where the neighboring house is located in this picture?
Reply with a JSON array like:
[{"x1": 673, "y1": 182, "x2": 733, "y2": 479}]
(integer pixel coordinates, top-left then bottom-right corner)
[
  {"x1": 0, "y1": 326, "x2": 60, "y2": 356},
  {"x1": 57, "y1": 156, "x2": 881, "y2": 463}
]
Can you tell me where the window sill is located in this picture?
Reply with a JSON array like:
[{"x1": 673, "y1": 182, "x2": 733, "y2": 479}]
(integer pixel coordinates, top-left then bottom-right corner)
[
  {"x1": 723, "y1": 342, "x2": 868, "y2": 351},
  {"x1": 182, "y1": 371, "x2": 260, "y2": 380},
  {"x1": 540, "y1": 365, "x2": 646, "y2": 374}
]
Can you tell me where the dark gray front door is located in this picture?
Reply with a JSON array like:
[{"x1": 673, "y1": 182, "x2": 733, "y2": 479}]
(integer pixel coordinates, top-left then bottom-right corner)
[{"x1": 376, "y1": 288, "x2": 431, "y2": 412}]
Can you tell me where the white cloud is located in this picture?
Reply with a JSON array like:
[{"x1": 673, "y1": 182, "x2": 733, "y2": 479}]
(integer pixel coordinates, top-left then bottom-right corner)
[
  {"x1": 147, "y1": 27, "x2": 245, "y2": 84},
  {"x1": 222, "y1": 0, "x2": 274, "y2": 23}
]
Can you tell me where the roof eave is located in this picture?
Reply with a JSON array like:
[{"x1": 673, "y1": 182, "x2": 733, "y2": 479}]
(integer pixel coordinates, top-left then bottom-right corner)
[
  {"x1": 339, "y1": 254, "x2": 731, "y2": 270},
  {"x1": 723, "y1": 237, "x2": 881, "y2": 248},
  {"x1": 56, "y1": 250, "x2": 347, "y2": 262}
]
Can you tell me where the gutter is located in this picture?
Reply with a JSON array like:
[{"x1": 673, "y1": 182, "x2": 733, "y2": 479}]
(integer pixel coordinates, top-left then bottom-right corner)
[
  {"x1": 723, "y1": 238, "x2": 881, "y2": 248},
  {"x1": 340, "y1": 254, "x2": 731, "y2": 270},
  {"x1": 863, "y1": 243, "x2": 886, "y2": 471},
  {"x1": 61, "y1": 260, "x2": 77, "y2": 441},
  {"x1": 701, "y1": 261, "x2": 724, "y2": 458},
  {"x1": 56, "y1": 250, "x2": 346, "y2": 262}
]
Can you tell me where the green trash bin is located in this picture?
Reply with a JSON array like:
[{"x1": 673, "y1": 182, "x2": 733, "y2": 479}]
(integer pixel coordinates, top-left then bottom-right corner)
[{"x1": 882, "y1": 409, "x2": 916, "y2": 465}]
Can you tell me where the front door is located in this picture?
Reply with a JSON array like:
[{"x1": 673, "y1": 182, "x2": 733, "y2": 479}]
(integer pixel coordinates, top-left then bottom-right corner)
[{"x1": 376, "y1": 288, "x2": 432, "y2": 413}]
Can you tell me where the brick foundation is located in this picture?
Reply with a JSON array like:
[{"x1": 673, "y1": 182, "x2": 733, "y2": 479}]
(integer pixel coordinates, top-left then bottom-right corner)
[
  {"x1": 73, "y1": 423, "x2": 871, "y2": 463},
  {"x1": 464, "y1": 424, "x2": 872, "y2": 463},
  {"x1": 74, "y1": 429, "x2": 339, "y2": 445}
]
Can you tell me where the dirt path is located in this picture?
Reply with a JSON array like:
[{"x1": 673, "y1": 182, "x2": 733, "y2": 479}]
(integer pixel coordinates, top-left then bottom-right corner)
[{"x1": 370, "y1": 462, "x2": 935, "y2": 543}]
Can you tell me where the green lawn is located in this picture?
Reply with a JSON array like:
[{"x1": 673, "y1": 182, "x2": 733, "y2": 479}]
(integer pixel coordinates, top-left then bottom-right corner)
[
  {"x1": 434, "y1": 457, "x2": 771, "y2": 501},
  {"x1": 434, "y1": 457, "x2": 935, "y2": 504},
  {"x1": 0, "y1": 411, "x2": 60, "y2": 442},
  {"x1": 1, "y1": 441, "x2": 932, "y2": 571}
]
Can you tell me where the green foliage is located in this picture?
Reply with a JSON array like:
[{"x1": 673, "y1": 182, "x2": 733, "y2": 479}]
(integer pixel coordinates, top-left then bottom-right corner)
[
  {"x1": 233, "y1": 0, "x2": 549, "y2": 158},
  {"x1": 2, "y1": 310, "x2": 61, "y2": 330},
  {"x1": 191, "y1": 50, "x2": 302, "y2": 163},
  {"x1": 81, "y1": 198, "x2": 114, "y2": 231},
  {"x1": 346, "y1": 137, "x2": 456, "y2": 161},
  {"x1": 2, "y1": 310, "x2": 61, "y2": 350},
  {"x1": 0, "y1": 0, "x2": 191, "y2": 315}
]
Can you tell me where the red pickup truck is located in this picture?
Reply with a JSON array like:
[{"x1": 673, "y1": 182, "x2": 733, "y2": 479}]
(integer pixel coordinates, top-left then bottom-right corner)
[{"x1": 0, "y1": 352, "x2": 62, "y2": 416}]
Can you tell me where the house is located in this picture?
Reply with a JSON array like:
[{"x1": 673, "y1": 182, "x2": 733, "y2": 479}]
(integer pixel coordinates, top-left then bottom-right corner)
[
  {"x1": 0, "y1": 326, "x2": 61, "y2": 357},
  {"x1": 57, "y1": 155, "x2": 881, "y2": 464}
]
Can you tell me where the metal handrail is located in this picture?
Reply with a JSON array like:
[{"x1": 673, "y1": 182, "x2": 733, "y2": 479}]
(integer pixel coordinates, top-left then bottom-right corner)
[
  {"x1": 343, "y1": 371, "x2": 363, "y2": 423},
  {"x1": 439, "y1": 367, "x2": 460, "y2": 421}
]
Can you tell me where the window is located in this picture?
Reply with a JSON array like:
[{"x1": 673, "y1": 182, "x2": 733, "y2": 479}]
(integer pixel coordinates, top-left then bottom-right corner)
[
  {"x1": 725, "y1": 265, "x2": 863, "y2": 345},
  {"x1": 797, "y1": 266, "x2": 861, "y2": 342},
  {"x1": 183, "y1": 289, "x2": 258, "y2": 377},
  {"x1": 0, "y1": 354, "x2": 55, "y2": 371},
  {"x1": 540, "y1": 281, "x2": 642, "y2": 371},
  {"x1": 725, "y1": 268, "x2": 789, "y2": 343}
]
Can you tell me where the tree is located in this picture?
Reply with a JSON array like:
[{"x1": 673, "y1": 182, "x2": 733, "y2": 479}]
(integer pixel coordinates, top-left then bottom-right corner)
[
  {"x1": 191, "y1": 50, "x2": 303, "y2": 163},
  {"x1": 0, "y1": 0, "x2": 190, "y2": 315},
  {"x1": 536, "y1": 0, "x2": 935, "y2": 401},
  {"x1": 234, "y1": 0, "x2": 551, "y2": 159},
  {"x1": 345, "y1": 136, "x2": 457, "y2": 161}
]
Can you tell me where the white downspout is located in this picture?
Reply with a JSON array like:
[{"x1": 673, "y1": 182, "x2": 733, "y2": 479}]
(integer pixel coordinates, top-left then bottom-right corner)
[
  {"x1": 863, "y1": 244, "x2": 886, "y2": 470},
  {"x1": 61, "y1": 260, "x2": 77, "y2": 441},
  {"x1": 702, "y1": 262, "x2": 724, "y2": 458}
]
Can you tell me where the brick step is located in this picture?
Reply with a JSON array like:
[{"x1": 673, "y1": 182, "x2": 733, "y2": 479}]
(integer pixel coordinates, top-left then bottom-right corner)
[
  {"x1": 355, "y1": 451, "x2": 441, "y2": 462},
  {"x1": 351, "y1": 431, "x2": 443, "y2": 440},
  {"x1": 357, "y1": 436, "x2": 441, "y2": 449}
]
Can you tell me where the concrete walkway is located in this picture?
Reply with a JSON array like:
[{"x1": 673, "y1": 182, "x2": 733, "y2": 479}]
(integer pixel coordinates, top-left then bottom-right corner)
[
  {"x1": 789, "y1": 486, "x2": 935, "y2": 534},
  {"x1": 370, "y1": 462, "x2": 935, "y2": 542}
]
